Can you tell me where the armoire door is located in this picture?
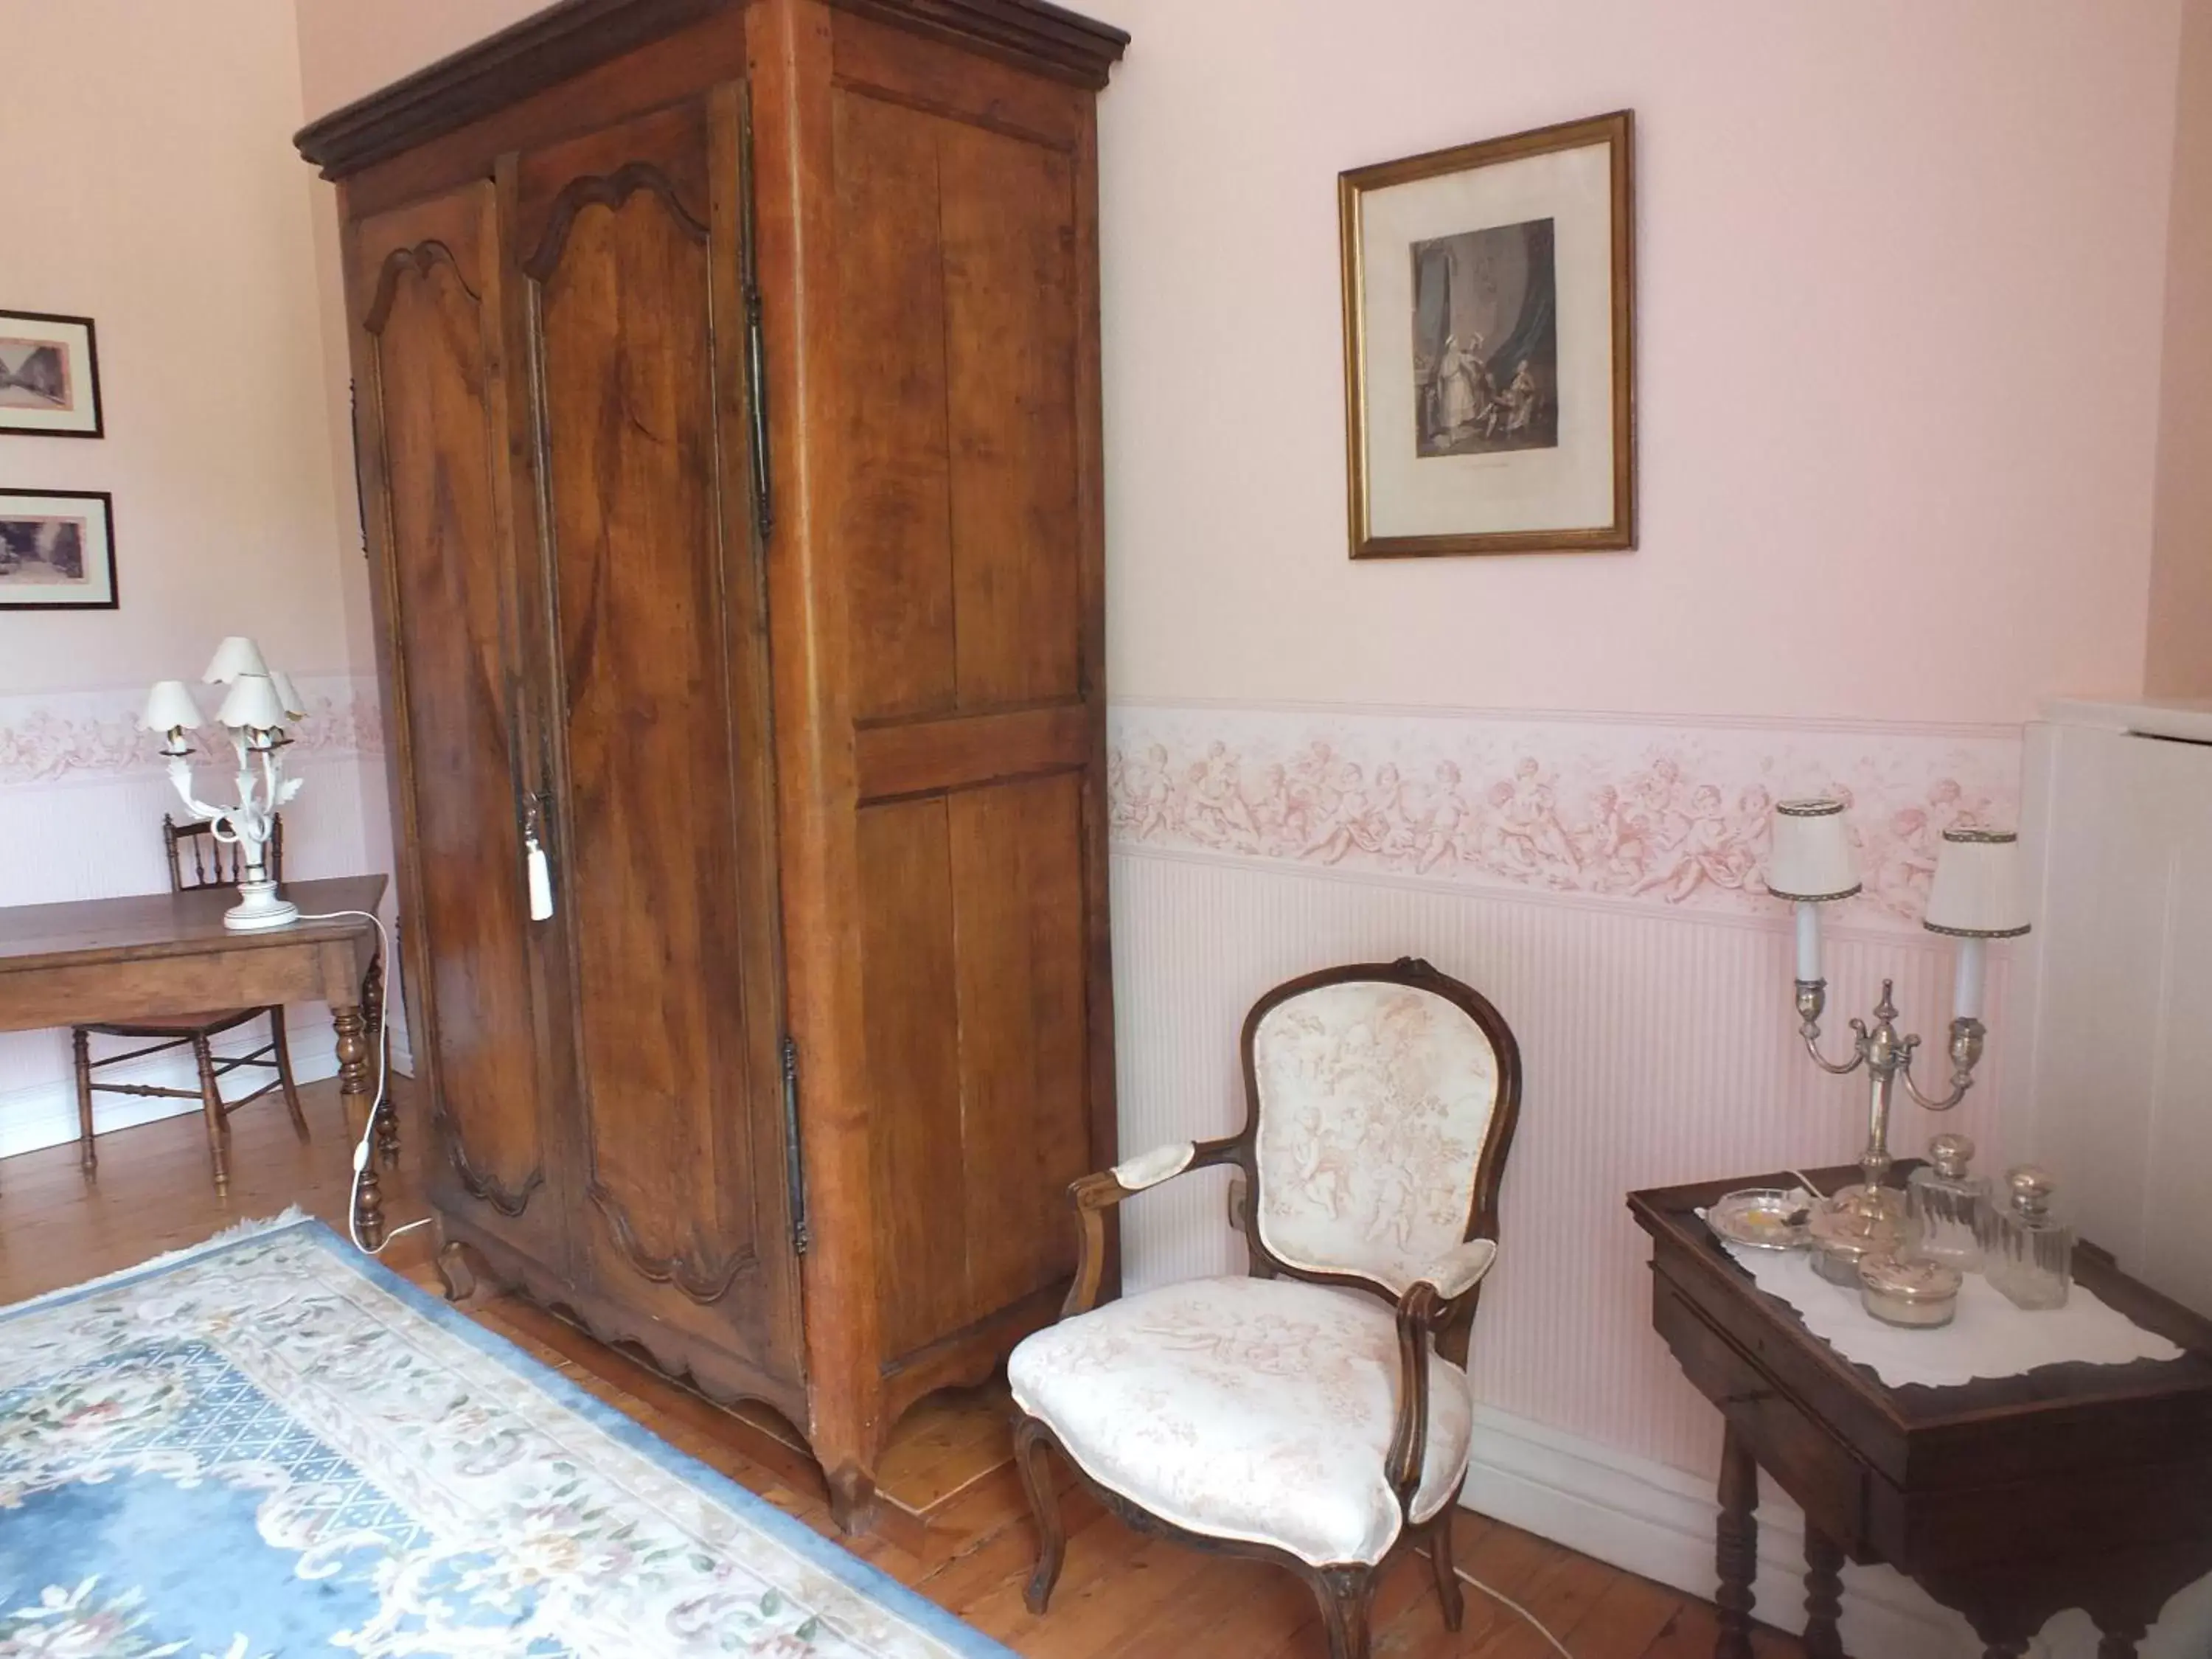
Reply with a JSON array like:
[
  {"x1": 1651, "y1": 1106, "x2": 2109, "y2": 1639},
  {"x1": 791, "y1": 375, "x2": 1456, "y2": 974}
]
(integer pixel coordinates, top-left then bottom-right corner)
[
  {"x1": 351, "y1": 180, "x2": 569, "y2": 1267},
  {"x1": 514, "y1": 91, "x2": 801, "y2": 1396}
]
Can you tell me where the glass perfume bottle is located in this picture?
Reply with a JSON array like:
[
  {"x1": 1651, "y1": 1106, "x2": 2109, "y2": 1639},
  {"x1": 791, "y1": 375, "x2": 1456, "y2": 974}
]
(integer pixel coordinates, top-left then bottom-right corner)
[
  {"x1": 1907, "y1": 1133, "x2": 1989, "y2": 1271},
  {"x1": 1980, "y1": 1165, "x2": 2073, "y2": 1310}
]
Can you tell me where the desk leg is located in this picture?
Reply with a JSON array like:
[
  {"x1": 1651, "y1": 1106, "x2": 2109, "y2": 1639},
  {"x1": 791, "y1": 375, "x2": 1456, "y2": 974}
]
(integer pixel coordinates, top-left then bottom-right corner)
[
  {"x1": 1716, "y1": 1421, "x2": 1758, "y2": 1659},
  {"x1": 1803, "y1": 1527, "x2": 1846, "y2": 1658},
  {"x1": 334, "y1": 1003, "x2": 383, "y2": 1251}
]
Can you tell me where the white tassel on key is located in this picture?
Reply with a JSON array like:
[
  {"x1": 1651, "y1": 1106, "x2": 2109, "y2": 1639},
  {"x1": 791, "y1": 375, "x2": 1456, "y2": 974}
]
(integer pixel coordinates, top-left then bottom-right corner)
[{"x1": 526, "y1": 841, "x2": 554, "y2": 921}]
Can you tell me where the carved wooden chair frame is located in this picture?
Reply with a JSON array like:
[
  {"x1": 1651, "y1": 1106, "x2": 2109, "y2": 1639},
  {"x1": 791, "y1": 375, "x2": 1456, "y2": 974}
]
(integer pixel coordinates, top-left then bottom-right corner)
[
  {"x1": 1012, "y1": 956, "x2": 1525, "y2": 1659},
  {"x1": 72, "y1": 815, "x2": 310, "y2": 1192}
]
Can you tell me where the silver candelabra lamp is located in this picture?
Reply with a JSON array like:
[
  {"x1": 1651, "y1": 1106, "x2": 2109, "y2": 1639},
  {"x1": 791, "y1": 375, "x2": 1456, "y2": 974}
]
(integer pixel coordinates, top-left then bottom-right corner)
[
  {"x1": 1767, "y1": 799, "x2": 2031, "y2": 1259},
  {"x1": 142, "y1": 636, "x2": 308, "y2": 932}
]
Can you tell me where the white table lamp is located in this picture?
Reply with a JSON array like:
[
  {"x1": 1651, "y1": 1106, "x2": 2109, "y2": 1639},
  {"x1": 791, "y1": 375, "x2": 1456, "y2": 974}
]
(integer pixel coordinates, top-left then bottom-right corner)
[{"x1": 145, "y1": 637, "x2": 306, "y2": 931}]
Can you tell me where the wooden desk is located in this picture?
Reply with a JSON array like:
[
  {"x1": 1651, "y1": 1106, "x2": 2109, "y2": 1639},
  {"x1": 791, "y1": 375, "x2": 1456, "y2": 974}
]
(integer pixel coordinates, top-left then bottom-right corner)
[
  {"x1": 1630, "y1": 1166, "x2": 2212, "y2": 1658},
  {"x1": 0, "y1": 874, "x2": 396, "y2": 1247}
]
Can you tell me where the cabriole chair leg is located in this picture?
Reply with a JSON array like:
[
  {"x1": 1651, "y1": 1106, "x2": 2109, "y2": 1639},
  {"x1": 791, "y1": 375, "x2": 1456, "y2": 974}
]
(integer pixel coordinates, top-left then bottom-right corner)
[{"x1": 1013, "y1": 1416, "x2": 1068, "y2": 1615}]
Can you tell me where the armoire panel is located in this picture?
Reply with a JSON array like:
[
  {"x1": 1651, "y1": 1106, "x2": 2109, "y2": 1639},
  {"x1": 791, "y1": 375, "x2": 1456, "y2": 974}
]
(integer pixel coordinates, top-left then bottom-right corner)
[
  {"x1": 832, "y1": 88, "x2": 956, "y2": 726},
  {"x1": 945, "y1": 772, "x2": 1090, "y2": 1312},
  {"x1": 832, "y1": 87, "x2": 1085, "y2": 728},
  {"x1": 526, "y1": 108, "x2": 770, "y2": 1310},
  {"x1": 862, "y1": 772, "x2": 1089, "y2": 1362},
  {"x1": 358, "y1": 187, "x2": 554, "y2": 1235},
  {"x1": 937, "y1": 122, "x2": 1082, "y2": 712},
  {"x1": 857, "y1": 797, "x2": 967, "y2": 1360}
]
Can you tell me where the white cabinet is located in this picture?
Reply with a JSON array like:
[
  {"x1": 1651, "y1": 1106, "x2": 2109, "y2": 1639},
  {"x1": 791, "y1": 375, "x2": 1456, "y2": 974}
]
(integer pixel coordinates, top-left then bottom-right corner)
[{"x1": 2012, "y1": 699, "x2": 2212, "y2": 1319}]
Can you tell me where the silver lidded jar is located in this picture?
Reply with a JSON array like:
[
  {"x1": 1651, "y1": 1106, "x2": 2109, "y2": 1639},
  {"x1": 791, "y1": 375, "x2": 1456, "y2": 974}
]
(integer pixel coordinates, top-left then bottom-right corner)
[
  {"x1": 1907, "y1": 1133, "x2": 1990, "y2": 1272},
  {"x1": 1809, "y1": 1194, "x2": 1913, "y2": 1287},
  {"x1": 1980, "y1": 1165, "x2": 2073, "y2": 1310},
  {"x1": 1860, "y1": 1253, "x2": 1964, "y2": 1328}
]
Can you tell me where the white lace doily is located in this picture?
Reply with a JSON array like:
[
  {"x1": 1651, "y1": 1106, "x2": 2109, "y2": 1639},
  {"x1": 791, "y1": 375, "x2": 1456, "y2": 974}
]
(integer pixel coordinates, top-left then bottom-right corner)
[{"x1": 1711, "y1": 1229, "x2": 2185, "y2": 1389}]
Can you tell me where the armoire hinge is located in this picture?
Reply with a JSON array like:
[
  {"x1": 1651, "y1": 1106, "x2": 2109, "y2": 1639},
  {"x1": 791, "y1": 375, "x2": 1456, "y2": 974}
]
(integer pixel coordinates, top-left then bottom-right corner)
[
  {"x1": 737, "y1": 97, "x2": 773, "y2": 545},
  {"x1": 781, "y1": 1034, "x2": 809, "y2": 1256}
]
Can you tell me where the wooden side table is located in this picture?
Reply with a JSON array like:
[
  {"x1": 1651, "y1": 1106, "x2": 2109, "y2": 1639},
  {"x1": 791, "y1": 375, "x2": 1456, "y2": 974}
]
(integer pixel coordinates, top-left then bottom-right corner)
[{"x1": 1630, "y1": 1166, "x2": 2212, "y2": 1658}]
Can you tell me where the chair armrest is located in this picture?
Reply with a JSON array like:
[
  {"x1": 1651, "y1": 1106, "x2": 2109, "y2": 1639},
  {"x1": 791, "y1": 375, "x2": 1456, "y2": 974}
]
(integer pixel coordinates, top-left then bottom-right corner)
[
  {"x1": 1412, "y1": 1237, "x2": 1498, "y2": 1301},
  {"x1": 1384, "y1": 1237, "x2": 1500, "y2": 1505},
  {"x1": 1062, "y1": 1134, "x2": 1240, "y2": 1318}
]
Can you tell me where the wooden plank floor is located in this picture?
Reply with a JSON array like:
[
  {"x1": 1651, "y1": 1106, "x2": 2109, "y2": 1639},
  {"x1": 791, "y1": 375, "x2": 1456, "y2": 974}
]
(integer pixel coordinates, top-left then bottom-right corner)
[{"x1": 0, "y1": 1079, "x2": 1809, "y2": 1659}]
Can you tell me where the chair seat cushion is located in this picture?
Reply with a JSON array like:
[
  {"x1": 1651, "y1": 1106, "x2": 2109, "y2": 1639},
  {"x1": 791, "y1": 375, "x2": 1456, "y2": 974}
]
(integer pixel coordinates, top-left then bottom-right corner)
[{"x1": 1007, "y1": 1275, "x2": 1472, "y2": 1567}]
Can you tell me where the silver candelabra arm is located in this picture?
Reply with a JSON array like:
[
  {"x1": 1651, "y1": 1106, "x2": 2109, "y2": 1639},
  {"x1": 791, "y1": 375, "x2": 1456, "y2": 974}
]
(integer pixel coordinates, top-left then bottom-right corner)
[
  {"x1": 1899, "y1": 1017, "x2": 1986, "y2": 1113},
  {"x1": 1795, "y1": 979, "x2": 1868, "y2": 1076}
]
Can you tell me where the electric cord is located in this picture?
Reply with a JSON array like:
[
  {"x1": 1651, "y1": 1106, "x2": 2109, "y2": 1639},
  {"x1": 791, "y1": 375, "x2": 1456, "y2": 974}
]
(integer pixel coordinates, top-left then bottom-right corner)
[
  {"x1": 291, "y1": 908, "x2": 431, "y2": 1256},
  {"x1": 1459, "y1": 1565, "x2": 1574, "y2": 1655}
]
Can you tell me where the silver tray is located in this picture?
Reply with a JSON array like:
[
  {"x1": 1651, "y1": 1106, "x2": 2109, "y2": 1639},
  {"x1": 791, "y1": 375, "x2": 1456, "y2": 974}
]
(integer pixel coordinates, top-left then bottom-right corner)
[{"x1": 1708, "y1": 1187, "x2": 1814, "y2": 1251}]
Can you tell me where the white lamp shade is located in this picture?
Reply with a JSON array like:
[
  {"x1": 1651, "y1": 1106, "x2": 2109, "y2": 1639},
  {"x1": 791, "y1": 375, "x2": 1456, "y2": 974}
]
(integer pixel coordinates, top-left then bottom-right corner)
[
  {"x1": 204, "y1": 636, "x2": 270, "y2": 684},
  {"x1": 1924, "y1": 830, "x2": 2031, "y2": 938},
  {"x1": 142, "y1": 680, "x2": 204, "y2": 733},
  {"x1": 267, "y1": 669, "x2": 308, "y2": 720},
  {"x1": 1767, "y1": 798, "x2": 1861, "y2": 902},
  {"x1": 217, "y1": 672, "x2": 289, "y2": 731}
]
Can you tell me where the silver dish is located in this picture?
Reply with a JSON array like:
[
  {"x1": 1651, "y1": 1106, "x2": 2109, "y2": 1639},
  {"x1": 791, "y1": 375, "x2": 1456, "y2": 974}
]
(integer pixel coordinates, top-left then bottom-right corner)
[{"x1": 1708, "y1": 1188, "x2": 1815, "y2": 1251}]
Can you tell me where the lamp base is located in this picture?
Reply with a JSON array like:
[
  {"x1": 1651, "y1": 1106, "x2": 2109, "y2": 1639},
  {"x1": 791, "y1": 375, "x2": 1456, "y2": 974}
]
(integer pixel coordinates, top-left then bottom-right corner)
[{"x1": 224, "y1": 880, "x2": 300, "y2": 932}]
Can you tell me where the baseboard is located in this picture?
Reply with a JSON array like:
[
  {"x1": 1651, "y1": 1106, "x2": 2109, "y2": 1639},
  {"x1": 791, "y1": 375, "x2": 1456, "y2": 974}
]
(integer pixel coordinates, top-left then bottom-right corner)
[
  {"x1": 1459, "y1": 1405, "x2": 1980, "y2": 1657},
  {"x1": 0, "y1": 1017, "x2": 415, "y2": 1161}
]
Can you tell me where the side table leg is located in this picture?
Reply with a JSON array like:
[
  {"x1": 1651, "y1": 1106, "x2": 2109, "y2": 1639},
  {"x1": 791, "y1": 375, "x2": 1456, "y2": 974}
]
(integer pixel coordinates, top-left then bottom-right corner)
[
  {"x1": 1715, "y1": 1421, "x2": 1759, "y2": 1659},
  {"x1": 334, "y1": 1003, "x2": 383, "y2": 1251},
  {"x1": 1803, "y1": 1526, "x2": 1846, "y2": 1658}
]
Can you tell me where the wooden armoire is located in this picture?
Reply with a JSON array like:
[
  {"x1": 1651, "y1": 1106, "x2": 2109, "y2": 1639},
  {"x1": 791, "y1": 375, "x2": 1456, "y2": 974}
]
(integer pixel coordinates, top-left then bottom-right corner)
[{"x1": 295, "y1": 0, "x2": 1126, "y2": 1529}]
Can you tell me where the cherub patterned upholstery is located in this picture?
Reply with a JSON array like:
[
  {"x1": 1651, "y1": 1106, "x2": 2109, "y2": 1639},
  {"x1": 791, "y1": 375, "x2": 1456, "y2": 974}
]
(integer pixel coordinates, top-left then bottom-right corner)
[
  {"x1": 1006, "y1": 1276, "x2": 1470, "y2": 1565},
  {"x1": 1249, "y1": 980, "x2": 1501, "y2": 1292}
]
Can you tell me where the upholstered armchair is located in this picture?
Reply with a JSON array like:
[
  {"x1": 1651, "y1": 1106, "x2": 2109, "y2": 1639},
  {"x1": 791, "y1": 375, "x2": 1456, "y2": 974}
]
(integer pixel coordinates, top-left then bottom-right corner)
[{"x1": 1008, "y1": 957, "x2": 1523, "y2": 1659}]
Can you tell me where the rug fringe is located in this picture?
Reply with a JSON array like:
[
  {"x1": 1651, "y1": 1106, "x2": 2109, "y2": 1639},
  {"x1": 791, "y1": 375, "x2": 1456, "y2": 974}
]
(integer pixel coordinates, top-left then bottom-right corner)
[{"x1": 0, "y1": 1206, "x2": 316, "y2": 1317}]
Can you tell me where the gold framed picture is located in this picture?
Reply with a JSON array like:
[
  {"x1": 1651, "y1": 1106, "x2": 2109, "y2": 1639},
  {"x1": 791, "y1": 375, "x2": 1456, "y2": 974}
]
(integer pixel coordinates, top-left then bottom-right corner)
[{"x1": 1340, "y1": 111, "x2": 1635, "y2": 558}]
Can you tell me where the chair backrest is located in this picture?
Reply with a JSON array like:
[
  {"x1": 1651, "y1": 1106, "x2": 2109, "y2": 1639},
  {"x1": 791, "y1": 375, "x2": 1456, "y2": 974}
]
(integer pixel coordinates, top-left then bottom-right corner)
[
  {"x1": 1237, "y1": 959, "x2": 1521, "y2": 1345},
  {"x1": 164, "y1": 813, "x2": 283, "y2": 892}
]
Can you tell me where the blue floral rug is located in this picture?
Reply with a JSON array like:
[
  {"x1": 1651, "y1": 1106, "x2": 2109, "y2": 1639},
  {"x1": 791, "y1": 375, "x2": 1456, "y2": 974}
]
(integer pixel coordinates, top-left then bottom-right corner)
[{"x1": 0, "y1": 1215, "x2": 1012, "y2": 1659}]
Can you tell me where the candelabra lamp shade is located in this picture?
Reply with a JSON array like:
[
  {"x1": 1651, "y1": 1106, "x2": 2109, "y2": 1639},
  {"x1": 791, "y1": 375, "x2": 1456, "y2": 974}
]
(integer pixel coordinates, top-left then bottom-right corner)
[
  {"x1": 203, "y1": 636, "x2": 271, "y2": 684},
  {"x1": 1767, "y1": 798, "x2": 1862, "y2": 902},
  {"x1": 141, "y1": 680, "x2": 204, "y2": 742},
  {"x1": 216, "y1": 673, "x2": 289, "y2": 733},
  {"x1": 267, "y1": 669, "x2": 308, "y2": 720},
  {"x1": 1924, "y1": 830, "x2": 2033, "y2": 939}
]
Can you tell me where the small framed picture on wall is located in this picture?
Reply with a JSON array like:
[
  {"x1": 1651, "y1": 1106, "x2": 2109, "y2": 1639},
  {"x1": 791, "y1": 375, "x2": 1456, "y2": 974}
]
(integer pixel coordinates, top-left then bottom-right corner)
[
  {"x1": 0, "y1": 309, "x2": 105, "y2": 438},
  {"x1": 0, "y1": 488, "x2": 118, "y2": 609},
  {"x1": 1340, "y1": 111, "x2": 1635, "y2": 557}
]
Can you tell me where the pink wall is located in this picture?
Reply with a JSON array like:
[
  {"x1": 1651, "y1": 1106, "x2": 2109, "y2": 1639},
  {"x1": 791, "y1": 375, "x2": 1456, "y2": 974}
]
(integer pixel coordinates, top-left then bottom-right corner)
[
  {"x1": 2149, "y1": 0, "x2": 2212, "y2": 698},
  {"x1": 294, "y1": 0, "x2": 544, "y2": 117},
  {"x1": 1079, "y1": 0, "x2": 2179, "y2": 726},
  {"x1": 0, "y1": 0, "x2": 394, "y2": 1155},
  {"x1": 0, "y1": 0, "x2": 358, "y2": 697}
]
